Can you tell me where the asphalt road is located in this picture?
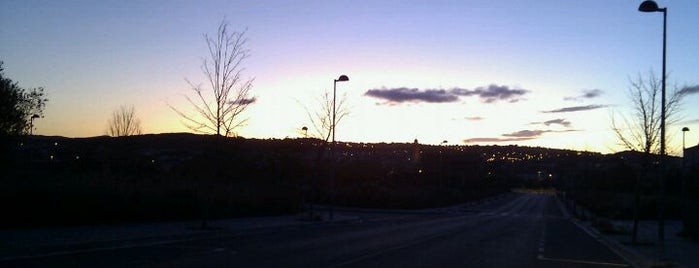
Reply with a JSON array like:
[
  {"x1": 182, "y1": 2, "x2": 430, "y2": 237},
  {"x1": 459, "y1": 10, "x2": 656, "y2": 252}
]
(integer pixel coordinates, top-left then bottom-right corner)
[{"x1": 2, "y1": 192, "x2": 631, "y2": 267}]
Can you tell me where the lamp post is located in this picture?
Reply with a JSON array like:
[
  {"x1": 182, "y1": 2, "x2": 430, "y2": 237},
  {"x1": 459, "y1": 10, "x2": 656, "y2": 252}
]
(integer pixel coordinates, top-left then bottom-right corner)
[
  {"x1": 30, "y1": 114, "x2": 40, "y2": 135},
  {"x1": 682, "y1": 127, "x2": 689, "y2": 152},
  {"x1": 332, "y1": 75, "x2": 349, "y2": 145},
  {"x1": 330, "y1": 75, "x2": 348, "y2": 220},
  {"x1": 638, "y1": 0, "x2": 667, "y2": 259},
  {"x1": 681, "y1": 127, "x2": 689, "y2": 234}
]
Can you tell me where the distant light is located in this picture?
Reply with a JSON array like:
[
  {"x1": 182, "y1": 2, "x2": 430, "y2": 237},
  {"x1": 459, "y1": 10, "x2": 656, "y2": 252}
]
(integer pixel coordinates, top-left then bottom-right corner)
[
  {"x1": 50, "y1": 155, "x2": 54, "y2": 160},
  {"x1": 75, "y1": 155, "x2": 80, "y2": 160},
  {"x1": 151, "y1": 159, "x2": 155, "y2": 163},
  {"x1": 54, "y1": 142, "x2": 58, "y2": 146}
]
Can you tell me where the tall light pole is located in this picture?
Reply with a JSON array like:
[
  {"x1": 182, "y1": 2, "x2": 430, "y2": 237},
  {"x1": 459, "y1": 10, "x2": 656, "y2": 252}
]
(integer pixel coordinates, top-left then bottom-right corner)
[
  {"x1": 330, "y1": 75, "x2": 348, "y2": 220},
  {"x1": 638, "y1": 0, "x2": 667, "y2": 259},
  {"x1": 682, "y1": 127, "x2": 689, "y2": 152},
  {"x1": 681, "y1": 127, "x2": 689, "y2": 234},
  {"x1": 332, "y1": 75, "x2": 349, "y2": 145},
  {"x1": 30, "y1": 114, "x2": 40, "y2": 135}
]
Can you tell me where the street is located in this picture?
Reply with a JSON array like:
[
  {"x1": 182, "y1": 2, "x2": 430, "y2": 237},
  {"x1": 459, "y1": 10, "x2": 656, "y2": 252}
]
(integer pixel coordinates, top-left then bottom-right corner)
[{"x1": 2, "y1": 192, "x2": 630, "y2": 267}]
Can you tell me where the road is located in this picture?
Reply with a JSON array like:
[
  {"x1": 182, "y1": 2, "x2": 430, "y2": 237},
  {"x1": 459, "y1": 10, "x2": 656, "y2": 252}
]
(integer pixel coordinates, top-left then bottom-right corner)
[{"x1": 2, "y1": 192, "x2": 631, "y2": 267}]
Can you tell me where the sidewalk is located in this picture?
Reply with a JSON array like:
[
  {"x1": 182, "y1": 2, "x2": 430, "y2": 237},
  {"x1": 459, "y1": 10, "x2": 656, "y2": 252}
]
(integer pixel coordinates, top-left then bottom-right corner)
[
  {"x1": 590, "y1": 220, "x2": 699, "y2": 268},
  {"x1": 557, "y1": 196, "x2": 699, "y2": 268}
]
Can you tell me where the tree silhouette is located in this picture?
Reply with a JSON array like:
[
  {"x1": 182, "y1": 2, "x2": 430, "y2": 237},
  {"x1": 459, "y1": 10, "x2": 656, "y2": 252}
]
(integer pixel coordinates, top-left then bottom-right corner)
[
  {"x1": 303, "y1": 89, "x2": 349, "y2": 142},
  {"x1": 611, "y1": 70, "x2": 687, "y2": 243},
  {"x1": 107, "y1": 105, "x2": 142, "y2": 137},
  {"x1": 170, "y1": 21, "x2": 255, "y2": 137},
  {"x1": 612, "y1": 71, "x2": 685, "y2": 155},
  {"x1": 0, "y1": 61, "x2": 48, "y2": 136}
]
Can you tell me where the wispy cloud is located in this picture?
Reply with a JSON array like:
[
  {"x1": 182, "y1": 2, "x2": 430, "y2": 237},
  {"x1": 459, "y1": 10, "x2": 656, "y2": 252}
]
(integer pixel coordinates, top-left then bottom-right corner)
[
  {"x1": 464, "y1": 129, "x2": 578, "y2": 144},
  {"x1": 465, "y1": 116, "x2": 484, "y2": 121},
  {"x1": 364, "y1": 84, "x2": 529, "y2": 104},
  {"x1": 530, "y1": 118, "x2": 571, "y2": 127},
  {"x1": 502, "y1": 130, "x2": 549, "y2": 138},
  {"x1": 542, "y1": 104, "x2": 608, "y2": 113},
  {"x1": 564, "y1": 89, "x2": 603, "y2": 101},
  {"x1": 463, "y1": 137, "x2": 533, "y2": 143},
  {"x1": 679, "y1": 85, "x2": 699, "y2": 96}
]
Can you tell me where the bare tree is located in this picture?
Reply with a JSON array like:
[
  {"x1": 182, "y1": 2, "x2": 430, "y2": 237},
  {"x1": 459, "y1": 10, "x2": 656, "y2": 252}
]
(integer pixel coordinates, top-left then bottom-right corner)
[
  {"x1": 611, "y1": 70, "x2": 687, "y2": 244},
  {"x1": 302, "y1": 89, "x2": 350, "y2": 142},
  {"x1": 107, "y1": 105, "x2": 142, "y2": 137},
  {"x1": 170, "y1": 20, "x2": 255, "y2": 137},
  {"x1": 612, "y1": 71, "x2": 685, "y2": 154}
]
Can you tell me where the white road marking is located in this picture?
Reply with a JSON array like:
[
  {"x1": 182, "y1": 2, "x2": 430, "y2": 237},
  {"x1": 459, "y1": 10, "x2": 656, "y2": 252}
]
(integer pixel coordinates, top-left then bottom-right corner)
[{"x1": 537, "y1": 255, "x2": 628, "y2": 267}]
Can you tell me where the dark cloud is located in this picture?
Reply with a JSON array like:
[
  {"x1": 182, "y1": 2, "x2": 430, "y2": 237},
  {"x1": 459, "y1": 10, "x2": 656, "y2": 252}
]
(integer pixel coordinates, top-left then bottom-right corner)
[
  {"x1": 564, "y1": 89, "x2": 604, "y2": 101},
  {"x1": 230, "y1": 97, "x2": 257, "y2": 105},
  {"x1": 542, "y1": 104, "x2": 608, "y2": 113},
  {"x1": 679, "y1": 85, "x2": 699, "y2": 96},
  {"x1": 451, "y1": 84, "x2": 528, "y2": 103},
  {"x1": 530, "y1": 118, "x2": 572, "y2": 127},
  {"x1": 364, "y1": 84, "x2": 529, "y2": 104},
  {"x1": 364, "y1": 87, "x2": 458, "y2": 104}
]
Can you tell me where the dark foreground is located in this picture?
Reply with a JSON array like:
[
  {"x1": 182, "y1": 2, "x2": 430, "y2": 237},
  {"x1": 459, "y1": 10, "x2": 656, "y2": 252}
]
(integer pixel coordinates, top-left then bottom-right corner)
[{"x1": 1, "y1": 193, "x2": 630, "y2": 267}]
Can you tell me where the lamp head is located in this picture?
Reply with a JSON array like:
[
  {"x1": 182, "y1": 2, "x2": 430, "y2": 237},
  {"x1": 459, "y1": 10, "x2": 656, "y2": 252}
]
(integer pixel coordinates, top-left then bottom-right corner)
[
  {"x1": 682, "y1": 127, "x2": 690, "y2": 132},
  {"x1": 638, "y1": 1, "x2": 663, "y2": 12},
  {"x1": 31, "y1": 114, "x2": 40, "y2": 119},
  {"x1": 336, "y1": 75, "x2": 349, "y2": 82}
]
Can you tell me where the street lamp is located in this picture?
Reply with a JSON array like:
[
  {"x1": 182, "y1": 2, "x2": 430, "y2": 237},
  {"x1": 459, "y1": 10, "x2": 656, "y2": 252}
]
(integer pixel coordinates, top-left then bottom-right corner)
[
  {"x1": 682, "y1": 127, "x2": 690, "y2": 152},
  {"x1": 330, "y1": 75, "x2": 348, "y2": 220},
  {"x1": 332, "y1": 75, "x2": 349, "y2": 145},
  {"x1": 681, "y1": 127, "x2": 690, "y2": 234},
  {"x1": 638, "y1": 0, "x2": 668, "y2": 259},
  {"x1": 30, "y1": 114, "x2": 40, "y2": 135}
]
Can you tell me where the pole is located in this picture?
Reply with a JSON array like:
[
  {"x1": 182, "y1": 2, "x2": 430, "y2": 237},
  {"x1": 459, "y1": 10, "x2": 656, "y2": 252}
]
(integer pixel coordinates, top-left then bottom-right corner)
[
  {"x1": 330, "y1": 79, "x2": 338, "y2": 220},
  {"x1": 657, "y1": 7, "x2": 667, "y2": 259},
  {"x1": 681, "y1": 128, "x2": 688, "y2": 234}
]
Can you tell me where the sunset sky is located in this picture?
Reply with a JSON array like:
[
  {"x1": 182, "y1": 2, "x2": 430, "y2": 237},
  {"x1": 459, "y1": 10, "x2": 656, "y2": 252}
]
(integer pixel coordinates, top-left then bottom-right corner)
[{"x1": 2, "y1": 0, "x2": 698, "y2": 154}]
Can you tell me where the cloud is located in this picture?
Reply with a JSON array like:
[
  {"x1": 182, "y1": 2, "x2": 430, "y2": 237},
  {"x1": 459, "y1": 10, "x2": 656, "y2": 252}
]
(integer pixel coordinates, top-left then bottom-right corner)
[
  {"x1": 542, "y1": 104, "x2": 608, "y2": 113},
  {"x1": 364, "y1": 84, "x2": 529, "y2": 104},
  {"x1": 464, "y1": 129, "x2": 579, "y2": 144},
  {"x1": 451, "y1": 84, "x2": 529, "y2": 103},
  {"x1": 230, "y1": 97, "x2": 257, "y2": 105},
  {"x1": 502, "y1": 130, "x2": 549, "y2": 138},
  {"x1": 463, "y1": 137, "x2": 534, "y2": 143},
  {"x1": 530, "y1": 118, "x2": 571, "y2": 127},
  {"x1": 564, "y1": 89, "x2": 604, "y2": 101},
  {"x1": 364, "y1": 87, "x2": 458, "y2": 104},
  {"x1": 465, "y1": 116, "x2": 484, "y2": 121},
  {"x1": 679, "y1": 85, "x2": 699, "y2": 96}
]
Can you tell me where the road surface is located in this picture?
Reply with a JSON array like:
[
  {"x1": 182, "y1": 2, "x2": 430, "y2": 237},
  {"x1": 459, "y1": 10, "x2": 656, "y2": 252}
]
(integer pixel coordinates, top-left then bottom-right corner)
[{"x1": 1, "y1": 192, "x2": 630, "y2": 267}]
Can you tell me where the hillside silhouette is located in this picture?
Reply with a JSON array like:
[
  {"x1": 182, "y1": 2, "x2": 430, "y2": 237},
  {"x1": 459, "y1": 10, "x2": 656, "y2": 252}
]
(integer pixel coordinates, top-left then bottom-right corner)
[{"x1": 1, "y1": 133, "x2": 691, "y2": 229}]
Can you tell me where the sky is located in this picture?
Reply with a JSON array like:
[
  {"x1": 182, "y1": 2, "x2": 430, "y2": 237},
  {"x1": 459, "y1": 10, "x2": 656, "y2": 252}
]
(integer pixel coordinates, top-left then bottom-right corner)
[{"x1": 1, "y1": 0, "x2": 698, "y2": 154}]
